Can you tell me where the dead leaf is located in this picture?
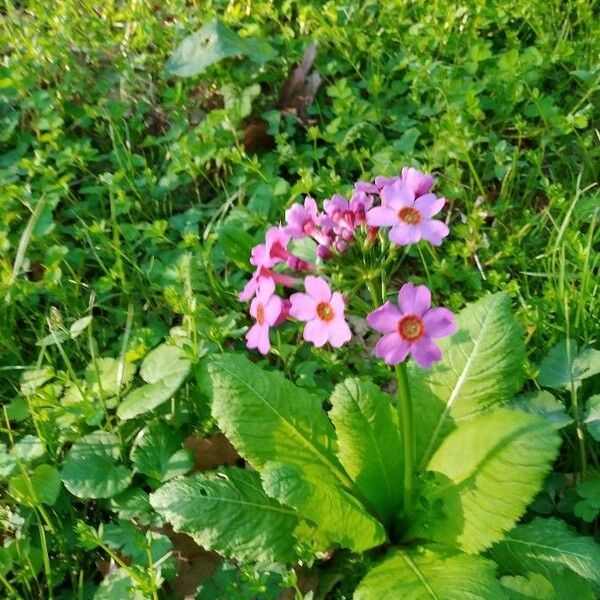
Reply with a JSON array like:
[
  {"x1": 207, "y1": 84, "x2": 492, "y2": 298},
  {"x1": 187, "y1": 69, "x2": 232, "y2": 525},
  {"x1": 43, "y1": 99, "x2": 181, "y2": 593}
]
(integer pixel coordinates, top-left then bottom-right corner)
[
  {"x1": 183, "y1": 433, "x2": 240, "y2": 471},
  {"x1": 279, "y1": 42, "x2": 321, "y2": 126}
]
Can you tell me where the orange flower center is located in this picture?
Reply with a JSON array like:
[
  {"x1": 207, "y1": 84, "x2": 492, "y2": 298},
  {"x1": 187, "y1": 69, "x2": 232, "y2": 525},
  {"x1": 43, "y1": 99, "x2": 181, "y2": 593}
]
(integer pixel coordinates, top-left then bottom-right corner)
[
  {"x1": 398, "y1": 207, "x2": 421, "y2": 225},
  {"x1": 398, "y1": 315, "x2": 424, "y2": 342},
  {"x1": 256, "y1": 304, "x2": 265, "y2": 325},
  {"x1": 316, "y1": 302, "x2": 334, "y2": 322}
]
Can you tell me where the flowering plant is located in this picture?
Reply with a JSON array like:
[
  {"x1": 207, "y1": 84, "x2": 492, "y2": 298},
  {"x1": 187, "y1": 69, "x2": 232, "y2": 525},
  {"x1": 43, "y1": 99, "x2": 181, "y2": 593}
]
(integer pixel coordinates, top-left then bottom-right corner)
[{"x1": 152, "y1": 170, "x2": 600, "y2": 598}]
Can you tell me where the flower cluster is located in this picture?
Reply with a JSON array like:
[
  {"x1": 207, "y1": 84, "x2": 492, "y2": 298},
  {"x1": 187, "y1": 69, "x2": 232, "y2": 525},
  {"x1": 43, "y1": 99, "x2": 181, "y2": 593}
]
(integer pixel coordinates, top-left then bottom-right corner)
[{"x1": 240, "y1": 167, "x2": 456, "y2": 368}]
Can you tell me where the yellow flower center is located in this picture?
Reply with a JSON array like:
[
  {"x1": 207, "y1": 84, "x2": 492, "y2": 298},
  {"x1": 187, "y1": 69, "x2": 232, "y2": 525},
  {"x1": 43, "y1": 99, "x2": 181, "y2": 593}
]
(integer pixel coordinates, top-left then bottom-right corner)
[
  {"x1": 398, "y1": 315, "x2": 424, "y2": 341},
  {"x1": 316, "y1": 302, "x2": 334, "y2": 322},
  {"x1": 398, "y1": 207, "x2": 421, "y2": 225}
]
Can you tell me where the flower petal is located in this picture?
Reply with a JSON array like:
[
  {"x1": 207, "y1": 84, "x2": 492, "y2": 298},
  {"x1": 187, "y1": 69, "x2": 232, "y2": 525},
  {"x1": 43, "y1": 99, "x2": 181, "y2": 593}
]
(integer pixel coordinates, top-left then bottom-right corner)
[
  {"x1": 410, "y1": 336, "x2": 442, "y2": 368},
  {"x1": 366, "y1": 301, "x2": 402, "y2": 333},
  {"x1": 419, "y1": 219, "x2": 450, "y2": 246},
  {"x1": 329, "y1": 292, "x2": 346, "y2": 317},
  {"x1": 398, "y1": 283, "x2": 431, "y2": 316},
  {"x1": 264, "y1": 295, "x2": 283, "y2": 325},
  {"x1": 256, "y1": 277, "x2": 275, "y2": 302},
  {"x1": 304, "y1": 275, "x2": 332, "y2": 302},
  {"x1": 389, "y1": 222, "x2": 421, "y2": 246},
  {"x1": 328, "y1": 318, "x2": 352, "y2": 348},
  {"x1": 375, "y1": 332, "x2": 410, "y2": 365},
  {"x1": 246, "y1": 323, "x2": 270, "y2": 355},
  {"x1": 380, "y1": 180, "x2": 414, "y2": 210},
  {"x1": 289, "y1": 292, "x2": 316, "y2": 321},
  {"x1": 303, "y1": 318, "x2": 329, "y2": 347},
  {"x1": 423, "y1": 307, "x2": 457, "y2": 338},
  {"x1": 366, "y1": 206, "x2": 397, "y2": 227},
  {"x1": 402, "y1": 167, "x2": 435, "y2": 196},
  {"x1": 414, "y1": 194, "x2": 445, "y2": 218}
]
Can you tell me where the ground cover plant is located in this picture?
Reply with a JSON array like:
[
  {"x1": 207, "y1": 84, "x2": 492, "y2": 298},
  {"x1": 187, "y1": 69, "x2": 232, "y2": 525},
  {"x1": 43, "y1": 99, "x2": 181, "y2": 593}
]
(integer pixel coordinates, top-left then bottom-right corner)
[{"x1": 0, "y1": 0, "x2": 599, "y2": 598}]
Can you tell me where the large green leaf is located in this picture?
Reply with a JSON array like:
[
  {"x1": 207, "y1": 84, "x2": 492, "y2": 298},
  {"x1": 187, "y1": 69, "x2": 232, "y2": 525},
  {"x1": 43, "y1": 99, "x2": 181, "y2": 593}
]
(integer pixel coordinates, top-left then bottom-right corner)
[
  {"x1": 490, "y1": 517, "x2": 600, "y2": 589},
  {"x1": 538, "y1": 340, "x2": 600, "y2": 391},
  {"x1": 130, "y1": 421, "x2": 193, "y2": 483},
  {"x1": 261, "y1": 462, "x2": 386, "y2": 553},
  {"x1": 511, "y1": 391, "x2": 573, "y2": 429},
  {"x1": 329, "y1": 378, "x2": 403, "y2": 524},
  {"x1": 200, "y1": 353, "x2": 351, "y2": 487},
  {"x1": 354, "y1": 547, "x2": 507, "y2": 599},
  {"x1": 61, "y1": 431, "x2": 132, "y2": 499},
  {"x1": 117, "y1": 343, "x2": 191, "y2": 420},
  {"x1": 150, "y1": 467, "x2": 304, "y2": 563},
  {"x1": 411, "y1": 293, "x2": 524, "y2": 467},
  {"x1": 166, "y1": 19, "x2": 275, "y2": 77},
  {"x1": 500, "y1": 569, "x2": 595, "y2": 600},
  {"x1": 412, "y1": 408, "x2": 559, "y2": 553}
]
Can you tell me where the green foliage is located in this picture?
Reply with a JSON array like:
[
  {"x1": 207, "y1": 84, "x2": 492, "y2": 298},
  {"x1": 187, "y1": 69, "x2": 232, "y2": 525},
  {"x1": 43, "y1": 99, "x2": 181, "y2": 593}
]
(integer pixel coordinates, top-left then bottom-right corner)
[
  {"x1": 354, "y1": 548, "x2": 506, "y2": 599},
  {"x1": 166, "y1": 19, "x2": 276, "y2": 77},
  {"x1": 511, "y1": 391, "x2": 573, "y2": 429},
  {"x1": 201, "y1": 353, "x2": 347, "y2": 486},
  {"x1": 411, "y1": 292, "x2": 525, "y2": 465},
  {"x1": 490, "y1": 518, "x2": 600, "y2": 590},
  {"x1": 61, "y1": 431, "x2": 132, "y2": 499},
  {"x1": 1, "y1": 0, "x2": 599, "y2": 597},
  {"x1": 413, "y1": 408, "x2": 559, "y2": 552},
  {"x1": 117, "y1": 342, "x2": 191, "y2": 420},
  {"x1": 500, "y1": 570, "x2": 595, "y2": 600},
  {"x1": 151, "y1": 467, "x2": 304, "y2": 563},
  {"x1": 538, "y1": 340, "x2": 600, "y2": 390},
  {"x1": 329, "y1": 378, "x2": 403, "y2": 525}
]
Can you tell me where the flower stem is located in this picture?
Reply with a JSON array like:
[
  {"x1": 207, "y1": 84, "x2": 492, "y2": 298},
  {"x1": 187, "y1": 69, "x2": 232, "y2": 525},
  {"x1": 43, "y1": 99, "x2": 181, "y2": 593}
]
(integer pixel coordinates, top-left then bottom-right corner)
[{"x1": 395, "y1": 362, "x2": 415, "y2": 516}]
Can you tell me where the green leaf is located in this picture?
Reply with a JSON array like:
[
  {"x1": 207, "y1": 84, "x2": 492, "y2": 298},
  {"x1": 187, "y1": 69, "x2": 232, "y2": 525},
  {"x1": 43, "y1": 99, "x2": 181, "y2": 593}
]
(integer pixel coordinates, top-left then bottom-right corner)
[
  {"x1": 20, "y1": 367, "x2": 54, "y2": 395},
  {"x1": 490, "y1": 517, "x2": 600, "y2": 589},
  {"x1": 69, "y1": 315, "x2": 92, "y2": 338},
  {"x1": 117, "y1": 343, "x2": 190, "y2": 420},
  {"x1": 130, "y1": 421, "x2": 193, "y2": 483},
  {"x1": 574, "y1": 476, "x2": 600, "y2": 522},
  {"x1": 0, "y1": 443, "x2": 17, "y2": 480},
  {"x1": 500, "y1": 572, "x2": 554, "y2": 599},
  {"x1": 413, "y1": 408, "x2": 559, "y2": 553},
  {"x1": 261, "y1": 462, "x2": 386, "y2": 553},
  {"x1": 511, "y1": 391, "x2": 573, "y2": 429},
  {"x1": 354, "y1": 547, "x2": 507, "y2": 599},
  {"x1": 94, "y1": 569, "x2": 145, "y2": 600},
  {"x1": 411, "y1": 293, "x2": 525, "y2": 467},
  {"x1": 538, "y1": 340, "x2": 600, "y2": 391},
  {"x1": 86, "y1": 357, "x2": 136, "y2": 397},
  {"x1": 150, "y1": 467, "x2": 304, "y2": 563},
  {"x1": 9, "y1": 464, "x2": 61, "y2": 506},
  {"x1": 500, "y1": 569, "x2": 595, "y2": 600},
  {"x1": 61, "y1": 431, "x2": 132, "y2": 499},
  {"x1": 166, "y1": 19, "x2": 275, "y2": 77},
  {"x1": 329, "y1": 378, "x2": 403, "y2": 524},
  {"x1": 13, "y1": 434, "x2": 45, "y2": 462},
  {"x1": 584, "y1": 394, "x2": 600, "y2": 441},
  {"x1": 200, "y1": 353, "x2": 350, "y2": 487}
]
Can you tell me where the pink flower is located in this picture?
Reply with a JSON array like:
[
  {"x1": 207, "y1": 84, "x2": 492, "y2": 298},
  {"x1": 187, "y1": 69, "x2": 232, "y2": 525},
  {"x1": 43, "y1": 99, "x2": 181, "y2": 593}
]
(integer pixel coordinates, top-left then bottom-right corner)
[
  {"x1": 366, "y1": 180, "x2": 449, "y2": 246},
  {"x1": 285, "y1": 197, "x2": 320, "y2": 239},
  {"x1": 323, "y1": 194, "x2": 354, "y2": 232},
  {"x1": 245, "y1": 279, "x2": 282, "y2": 355},
  {"x1": 401, "y1": 167, "x2": 435, "y2": 197},
  {"x1": 366, "y1": 283, "x2": 457, "y2": 368},
  {"x1": 250, "y1": 226, "x2": 291, "y2": 268},
  {"x1": 290, "y1": 276, "x2": 352, "y2": 348},
  {"x1": 349, "y1": 190, "x2": 373, "y2": 225}
]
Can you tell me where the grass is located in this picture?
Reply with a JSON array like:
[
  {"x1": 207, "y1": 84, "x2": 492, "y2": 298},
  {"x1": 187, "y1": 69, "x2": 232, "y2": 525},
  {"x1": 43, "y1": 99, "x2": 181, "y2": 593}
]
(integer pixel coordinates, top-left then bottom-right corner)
[{"x1": 0, "y1": 0, "x2": 599, "y2": 597}]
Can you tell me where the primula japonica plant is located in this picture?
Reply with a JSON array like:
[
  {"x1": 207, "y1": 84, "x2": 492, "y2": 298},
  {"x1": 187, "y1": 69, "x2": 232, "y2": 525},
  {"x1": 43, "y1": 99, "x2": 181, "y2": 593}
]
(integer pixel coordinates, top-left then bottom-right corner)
[{"x1": 151, "y1": 170, "x2": 600, "y2": 599}]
